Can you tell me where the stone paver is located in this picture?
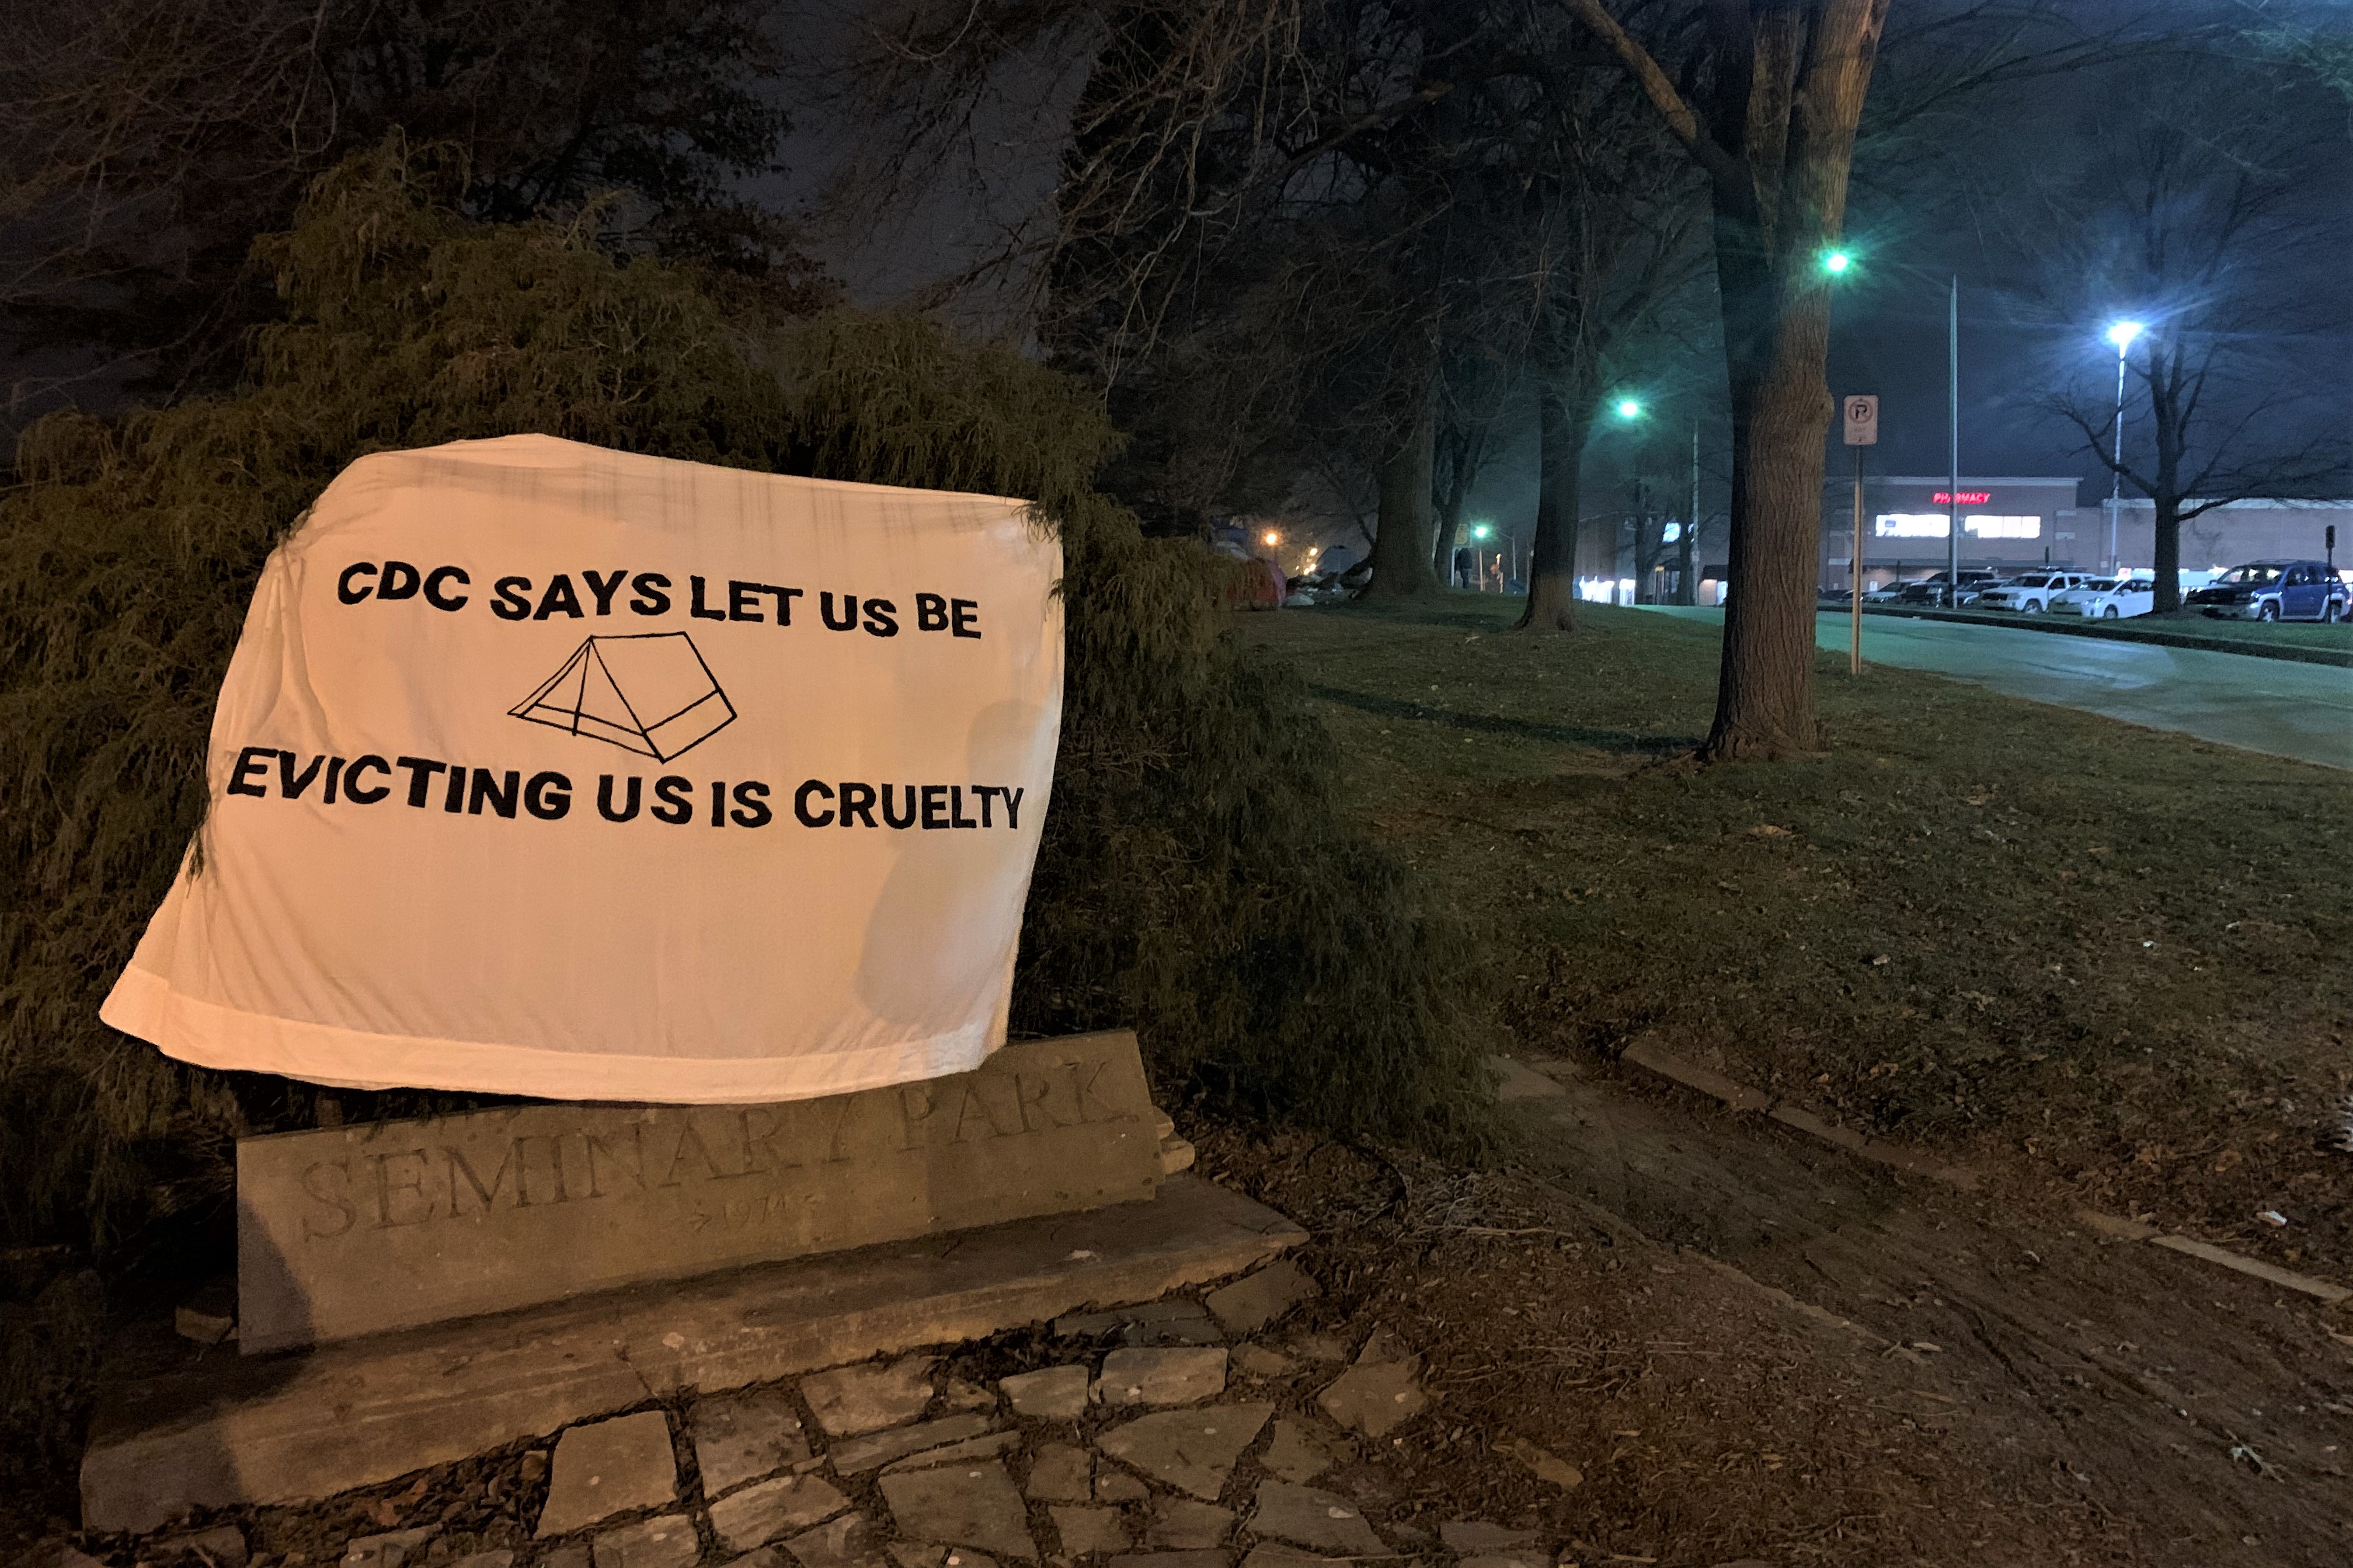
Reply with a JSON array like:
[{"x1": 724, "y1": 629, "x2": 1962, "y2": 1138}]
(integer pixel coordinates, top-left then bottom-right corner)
[
  {"x1": 695, "y1": 1389, "x2": 813, "y2": 1495},
  {"x1": 878, "y1": 1460, "x2": 1038, "y2": 1560},
  {"x1": 710, "y1": 1474, "x2": 852, "y2": 1555},
  {"x1": 1203, "y1": 1263, "x2": 1317, "y2": 1336},
  {"x1": 158, "y1": 1525, "x2": 249, "y2": 1567},
  {"x1": 1459, "y1": 1554, "x2": 1547, "y2": 1568},
  {"x1": 592, "y1": 1513, "x2": 701, "y2": 1568},
  {"x1": 1314, "y1": 1330, "x2": 1427, "y2": 1439},
  {"x1": 539, "y1": 1412, "x2": 680, "y2": 1538},
  {"x1": 1440, "y1": 1522, "x2": 1538, "y2": 1553},
  {"x1": 1096, "y1": 1468, "x2": 1151, "y2": 1503},
  {"x1": 788, "y1": 1510, "x2": 891, "y2": 1568},
  {"x1": 1056, "y1": 1301, "x2": 1222, "y2": 1346},
  {"x1": 1050, "y1": 1504, "x2": 1133, "y2": 1556},
  {"x1": 1146, "y1": 1499, "x2": 1233, "y2": 1549},
  {"x1": 1246, "y1": 1483, "x2": 1384, "y2": 1556},
  {"x1": 1025, "y1": 1442, "x2": 1093, "y2": 1502},
  {"x1": 719, "y1": 1552, "x2": 786, "y2": 1568},
  {"x1": 1257, "y1": 1421, "x2": 1332, "y2": 1485},
  {"x1": 943, "y1": 1379, "x2": 996, "y2": 1412},
  {"x1": 1000, "y1": 1365, "x2": 1091, "y2": 1419},
  {"x1": 1227, "y1": 1346, "x2": 1295, "y2": 1381},
  {"x1": 830, "y1": 1413, "x2": 997, "y2": 1472},
  {"x1": 451, "y1": 1552, "x2": 517, "y2": 1568},
  {"x1": 343, "y1": 1525, "x2": 436, "y2": 1566},
  {"x1": 1107, "y1": 1553, "x2": 1229, "y2": 1568},
  {"x1": 804, "y1": 1358, "x2": 938, "y2": 1437},
  {"x1": 1097, "y1": 1348, "x2": 1227, "y2": 1407},
  {"x1": 1095, "y1": 1404, "x2": 1272, "y2": 1501},
  {"x1": 884, "y1": 1433, "x2": 1022, "y2": 1473},
  {"x1": 542, "y1": 1547, "x2": 592, "y2": 1568},
  {"x1": 886, "y1": 1547, "x2": 941, "y2": 1568}
]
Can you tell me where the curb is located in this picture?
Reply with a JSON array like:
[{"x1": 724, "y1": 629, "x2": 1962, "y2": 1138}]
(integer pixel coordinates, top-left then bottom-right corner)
[
  {"x1": 1608, "y1": 1041, "x2": 2352, "y2": 1306},
  {"x1": 1828, "y1": 604, "x2": 2353, "y2": 668},
  {"x1": 1617, "y1": 1040, "x2": 1978, "y2": 1191}
]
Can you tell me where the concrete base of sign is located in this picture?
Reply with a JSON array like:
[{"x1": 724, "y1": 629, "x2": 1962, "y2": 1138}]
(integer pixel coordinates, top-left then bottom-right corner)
[{"x1": 81, "y1": 1173, "x2": 1303, "y2": 1534}]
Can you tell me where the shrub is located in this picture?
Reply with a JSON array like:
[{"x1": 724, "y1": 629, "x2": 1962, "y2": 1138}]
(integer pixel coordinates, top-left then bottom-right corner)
[{"x1": 0, "y1": 141, "x2": 1492, "y2": 1273}]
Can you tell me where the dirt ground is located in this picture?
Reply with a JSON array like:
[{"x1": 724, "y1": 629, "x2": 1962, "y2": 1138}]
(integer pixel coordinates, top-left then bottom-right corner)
[
  {"x1": 1203, "y1": 595, "x2": 2353, "y2": 1563},
  {"x1": 1200, "y1": 1100, "x2": 2353, "y2": 1568},
  {"x1": 1237, "y1": 598, "x2": 2353, "y2": 1274}
]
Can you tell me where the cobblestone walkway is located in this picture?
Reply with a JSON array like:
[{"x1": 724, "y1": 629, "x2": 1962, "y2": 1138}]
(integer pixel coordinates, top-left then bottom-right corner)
[{"x1": 65, "y1": 1258, "x2": 1569, "y2": 1568}]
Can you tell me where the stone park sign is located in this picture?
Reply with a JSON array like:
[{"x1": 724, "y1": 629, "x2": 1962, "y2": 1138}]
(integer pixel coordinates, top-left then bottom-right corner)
[{"x1": 239, "y1": 1031, "x2": 1160, "y2": 1351}]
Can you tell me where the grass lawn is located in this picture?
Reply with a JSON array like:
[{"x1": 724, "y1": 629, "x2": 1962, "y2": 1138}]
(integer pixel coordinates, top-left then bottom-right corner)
[
  {"x1": 1238, "y1": 595, "x2": 2353, "y2": 1273},
  {"x1": 2135, "y1": 611, "x2": 2353, "y2": 650}
]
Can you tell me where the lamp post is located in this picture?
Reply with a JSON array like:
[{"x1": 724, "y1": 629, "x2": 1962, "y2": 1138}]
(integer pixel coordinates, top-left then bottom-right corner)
[
  {"x1": 2104, "y1": 320, "x2": 2143, "y2": 574},
  {"x1": 1613, "y1": 400, "x2": 1647, "y2": 602},
  {"x1": 1946, "y1": 276, "x2": 1960, "y2": 606}
]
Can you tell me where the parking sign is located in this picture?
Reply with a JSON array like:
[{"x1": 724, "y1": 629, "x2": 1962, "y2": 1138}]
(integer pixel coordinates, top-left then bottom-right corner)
[{"x1": 1843, "y1": 395, "x2": 1878, "y2": 446}]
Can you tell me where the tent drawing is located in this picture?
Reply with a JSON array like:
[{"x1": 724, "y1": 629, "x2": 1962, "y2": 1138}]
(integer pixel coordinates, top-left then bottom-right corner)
[{"x1": 509, "y1": 632, "x2": 736, "y2": 761}]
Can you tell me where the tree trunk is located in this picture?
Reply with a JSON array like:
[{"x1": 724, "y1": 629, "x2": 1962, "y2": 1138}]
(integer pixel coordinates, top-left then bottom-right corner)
[
  {"x1": 1430, "y1": 512, "x2": 1460, "y2": 581},
  {"x1": 1365, "y1": 396, "x2": 1440, "y2": 599},
  {"x1": 2147, "y1": 339, "x2": 2187, "y2": 614},
  {"x1": 2152, "y1": 497, "x2": 2183, "y2": 612},
  {"x1": 1517, "y1": 382, "x2": 1588, "y2": 630},
  {"x1": 1676, "y1": 517, "x2": 1697, "y2": 604},
  {"x1": 1701, "y1": 208, "x2": 1832, "y2": 762},
  {"x1": 1560, "y1": 0, "x2": 1885, "y2": 762},
  {"x1": 1631, "y1": 482, "x2": 1661, "y2": 603}
]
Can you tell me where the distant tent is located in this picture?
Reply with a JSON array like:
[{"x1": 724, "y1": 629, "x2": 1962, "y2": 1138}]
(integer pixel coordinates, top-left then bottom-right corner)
[
  {"x1": 510, "y1": 632, "x2": 736, "y2": 761},
  {"x1": 1224, "y1": 557, "x2": 1286, "y2": 611}
]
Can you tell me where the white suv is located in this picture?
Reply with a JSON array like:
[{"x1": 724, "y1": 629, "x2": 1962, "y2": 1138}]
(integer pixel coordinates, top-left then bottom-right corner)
[{"x1": 1978, "y1": 572, "x2": 2098, "y2": 614}]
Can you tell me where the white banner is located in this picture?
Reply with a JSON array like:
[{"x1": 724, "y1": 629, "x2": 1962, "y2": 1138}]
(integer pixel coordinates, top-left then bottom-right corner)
[{"x1": 102, "y1": 435, "x2": 1064, "y2": 1103}]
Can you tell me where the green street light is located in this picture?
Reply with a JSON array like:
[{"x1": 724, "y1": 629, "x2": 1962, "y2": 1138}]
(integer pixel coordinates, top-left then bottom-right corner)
[
  {"x1": 1822, "y1": 249, "x2": 1853, "y2": 274},
  {"x1": 1616, "y1": 399, "x2": 1642, "y2": 419},
  {"x1": 1470, "y1": 523, "x2": 1492, "y2": 541}
]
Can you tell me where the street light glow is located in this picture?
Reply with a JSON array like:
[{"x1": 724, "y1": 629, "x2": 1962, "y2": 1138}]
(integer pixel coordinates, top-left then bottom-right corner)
[
  {"x1": 2105, "y1": 320, "x2": 2144, "y2": 348},
  {"x1": 1822, "y1": 249, "x2": 1852, "y2": 274},
  {"x1": 1262, "y1": 529, "x2": 1281, "y2": 546},
  {"x1": 1616, "y1": 399, "x2": 1641, "y2": 419},
  {"x1": 1471, "y1": 524, "x2": 1492, "y2": 541}
]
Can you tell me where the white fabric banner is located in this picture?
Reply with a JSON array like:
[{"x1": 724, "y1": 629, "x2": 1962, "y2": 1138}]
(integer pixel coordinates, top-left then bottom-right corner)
[{"x1": 102, "y1": 435, "x2": 1064, "y2": 1103}]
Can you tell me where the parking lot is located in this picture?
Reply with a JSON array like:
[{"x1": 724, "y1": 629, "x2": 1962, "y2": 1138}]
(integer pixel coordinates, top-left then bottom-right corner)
[{"x1": 1645, "y1": 606, "x2": 2352, "y2": 769}]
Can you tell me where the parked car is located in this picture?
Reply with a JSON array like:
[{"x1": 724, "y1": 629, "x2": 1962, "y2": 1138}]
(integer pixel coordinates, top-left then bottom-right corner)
[
  {"x1": 2048, "y1": 577, "x2": 2115, "y2": 614},
  {"x1": 1892, "y1": 569, "x2": 1999, "y2": 608},
  {"x1": 2065, "y1": 576, "x2": 2157, "y2": 619},
  {"x1": 2183, "y1": 560, "x2": 2350, "y2": 622},
  {"x1": 1976, "y1": 571, "x2": 2098, "y2": 614}
]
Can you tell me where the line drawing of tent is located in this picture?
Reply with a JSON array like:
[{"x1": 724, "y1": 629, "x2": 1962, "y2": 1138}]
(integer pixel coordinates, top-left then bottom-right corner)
[{"x1": 509, "y1": 632, "x2": 736, "y2": 762}]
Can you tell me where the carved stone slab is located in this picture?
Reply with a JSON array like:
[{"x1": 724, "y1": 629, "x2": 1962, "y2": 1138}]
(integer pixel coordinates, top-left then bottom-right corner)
[{"x1": 238, "y1": 1030, "x2": 1160, "y2": 1351}]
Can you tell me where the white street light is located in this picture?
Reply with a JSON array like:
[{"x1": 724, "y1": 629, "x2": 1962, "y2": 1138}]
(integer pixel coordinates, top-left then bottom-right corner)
[{"x1": 2105, "y1": 320, "x2": 2144, "y2": 349}]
